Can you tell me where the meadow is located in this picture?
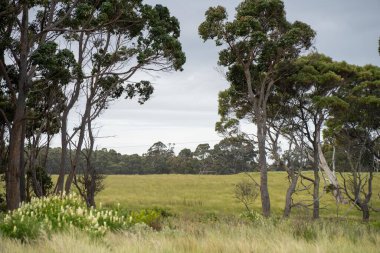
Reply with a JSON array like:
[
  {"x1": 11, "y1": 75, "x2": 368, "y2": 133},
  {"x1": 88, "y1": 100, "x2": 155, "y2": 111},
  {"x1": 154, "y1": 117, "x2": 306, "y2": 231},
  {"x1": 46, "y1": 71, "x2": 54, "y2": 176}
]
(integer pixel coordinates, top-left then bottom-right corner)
[
  {"x1": 1, "y1": 172, "x2": 380, "y2": 253},
  {"x1": 97, "y1": 172, "x2": 380, "y2": 220}
]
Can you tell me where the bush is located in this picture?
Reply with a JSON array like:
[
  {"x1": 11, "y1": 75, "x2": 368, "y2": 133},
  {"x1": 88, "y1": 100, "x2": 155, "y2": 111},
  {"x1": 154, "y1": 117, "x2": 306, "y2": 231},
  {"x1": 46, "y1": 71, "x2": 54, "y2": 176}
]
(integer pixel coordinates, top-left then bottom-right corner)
[
  {"x1": 130, "y1": 209, "x2": 163, "y2": 230},
  {"x1": 234, "y1": 179, "x2": 259, "y2": 212},
  {"x1": 240, "y1": 210, "x2": 264, "y2": 224},
  {"x1": 0, "y1": 193, "x2": 165, "y2": 240}
]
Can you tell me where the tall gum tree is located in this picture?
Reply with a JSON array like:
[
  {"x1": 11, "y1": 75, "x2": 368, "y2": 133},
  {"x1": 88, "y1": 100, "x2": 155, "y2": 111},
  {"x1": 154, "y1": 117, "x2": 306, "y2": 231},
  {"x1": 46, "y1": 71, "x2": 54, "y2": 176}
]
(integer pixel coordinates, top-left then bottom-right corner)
[
  {"x1": 0, "y1": 0, "x2": 185, "y2": 209},
  {"x1": 0, "y1": 0, "x2": 82, "y2": 210},
  {"x1": 279, "y1": 53, "x2": 355, "y2": 218},
  {"x1": 58, "y1": 2, "x2": 186, "y2": 194},
  {"x1": 324, "y1": 64, "x2": 380, "y2": 221},
  {"x1": 199, "y1": 0, "x2": 315, "y2": 217}
]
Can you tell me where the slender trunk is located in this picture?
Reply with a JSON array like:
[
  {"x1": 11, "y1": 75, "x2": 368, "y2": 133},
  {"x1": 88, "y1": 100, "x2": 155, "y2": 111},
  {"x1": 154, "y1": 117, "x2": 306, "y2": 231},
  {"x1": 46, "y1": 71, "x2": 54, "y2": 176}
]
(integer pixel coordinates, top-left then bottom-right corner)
[
  {"x1": 42, "y1": 134, "x2": 51, "y2": 168},
  {"x1": 332, "y1": 146, "x2": 336, "y2": 175},
  {"x1": 28, "y1": 133, "x2": 43, "y2": 197},
  {"x1": 87, "y1": 119, "x2": 96, "y2": 207},
  {"x1": 26, "y1": 175, "x2": 31, "y2": 201},
  {"x1": 257, "y1": 119, "x2": 270, "y2": 217},
  {"x1": 312, "y1": 141, "x2": 320, "y2": 219},
  {"x1": 65, "y1": 97, "x2": 92, "y2": 193},
  {"x1": 284, "y1": 172, "x2": 299, "y2": 218},
  {"x1": 0, "y1": 125, "x2": 5, "y2": 171},
  {"x1": 55, "y1": 111, "x2": 69, "y2": 194}
]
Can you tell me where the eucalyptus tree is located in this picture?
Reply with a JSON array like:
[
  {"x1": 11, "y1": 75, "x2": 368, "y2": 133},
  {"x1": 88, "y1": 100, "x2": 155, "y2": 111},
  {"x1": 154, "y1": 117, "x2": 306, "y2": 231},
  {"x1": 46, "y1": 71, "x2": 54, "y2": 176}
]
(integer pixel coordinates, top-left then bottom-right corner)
[
  {"x1": 143, "y1": 141, "x2": 175, "y2": 174},
  {"x1": 199, "y1": 0, "x2": 315, "y2": 216},
  {"x1": 56, "y1": 2, "x2": 186, "y2": 194},
  {"x1": 0, "y1": 0, "x2": 185, "y2": 209},
  {"x1": 194, "y1": 143, "x2": 212, "y2": 174},
  {"x1": 0, "y1": 0, "x2": 83, "y2": 209},
  {"x1": 278, "y1": 53, "x2": 357, "y2": 218},
  {"x1": 212, "y1": 136, "x2": 256, "y2": 174},
  {"x1": 325, "y1": 64, "x2": 380, "y2": 221}
]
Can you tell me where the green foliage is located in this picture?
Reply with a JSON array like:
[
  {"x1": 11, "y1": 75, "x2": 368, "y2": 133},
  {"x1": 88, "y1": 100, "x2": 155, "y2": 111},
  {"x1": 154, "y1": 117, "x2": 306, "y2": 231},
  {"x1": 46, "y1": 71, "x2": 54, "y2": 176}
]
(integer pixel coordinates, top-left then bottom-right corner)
[
  {"x1": 234, "y1": 179, "x2": 259, "y2": 211},
  {"x1": 0, "y1": 193, "x2": 166, "y2": 240},
  {"x1": 200, "y1": 0, "x2": 315, "y2": 145},
  {"x1": 240, "y1": 210, "x2": 264, "y2": 224},
  {"x1": 130, "y1": 209, "x2": 163, "y2": 231}
]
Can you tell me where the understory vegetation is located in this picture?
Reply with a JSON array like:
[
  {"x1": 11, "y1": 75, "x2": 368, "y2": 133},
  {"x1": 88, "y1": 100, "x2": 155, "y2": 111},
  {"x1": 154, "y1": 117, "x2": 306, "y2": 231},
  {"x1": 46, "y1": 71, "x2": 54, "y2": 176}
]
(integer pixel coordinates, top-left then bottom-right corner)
[
  {"x1": 0, "y1": 173, "x2": 379, "y2": 252},
  {"x1": 1, "y1": 215, "x2": 379, "y2": 253},
  {"x1": 0, "y1": 193, "x2": 165, "y2": 241}
]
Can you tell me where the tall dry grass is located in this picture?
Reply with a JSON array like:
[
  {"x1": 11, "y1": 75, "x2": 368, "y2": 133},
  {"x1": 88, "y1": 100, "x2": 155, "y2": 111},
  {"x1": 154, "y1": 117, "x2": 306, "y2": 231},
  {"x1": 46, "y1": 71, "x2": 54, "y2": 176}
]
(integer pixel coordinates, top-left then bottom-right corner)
[{"x1": 1, "y1": 219, "x2": 378, "y2": 253}]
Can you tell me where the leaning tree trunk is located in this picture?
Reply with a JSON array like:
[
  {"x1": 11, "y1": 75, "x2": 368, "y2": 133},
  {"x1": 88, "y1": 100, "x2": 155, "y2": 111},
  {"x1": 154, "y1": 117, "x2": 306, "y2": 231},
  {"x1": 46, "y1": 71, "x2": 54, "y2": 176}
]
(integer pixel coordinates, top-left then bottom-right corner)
[
  {"x1": 284, "y1": 168, "x2": 299, "y2": 218},
  {"x1": 65, "y1": 93, "x2": 92, "y2": 193},
  {"x1": 317, "y1": 144, "x2": 345, "y2": 203}
]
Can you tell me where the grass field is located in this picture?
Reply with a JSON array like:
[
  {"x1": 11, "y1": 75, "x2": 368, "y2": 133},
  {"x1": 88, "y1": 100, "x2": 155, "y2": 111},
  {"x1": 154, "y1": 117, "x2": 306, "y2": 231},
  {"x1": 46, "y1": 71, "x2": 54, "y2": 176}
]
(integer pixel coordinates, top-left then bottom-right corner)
[
  {"x1": 1, "y1": 172, "x2": 380, "y2": 253},
  {"x1": 97, "y1": 172, "x2": 380, "y2": 220}
]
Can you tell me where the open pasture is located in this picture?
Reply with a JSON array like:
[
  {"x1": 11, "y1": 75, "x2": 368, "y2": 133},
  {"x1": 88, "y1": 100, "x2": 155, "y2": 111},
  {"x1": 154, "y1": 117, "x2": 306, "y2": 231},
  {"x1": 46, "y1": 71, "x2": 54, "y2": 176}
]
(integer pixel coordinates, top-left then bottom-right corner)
[{"x1": 97, "y1": 172, "x2": 380, "y2": 220}]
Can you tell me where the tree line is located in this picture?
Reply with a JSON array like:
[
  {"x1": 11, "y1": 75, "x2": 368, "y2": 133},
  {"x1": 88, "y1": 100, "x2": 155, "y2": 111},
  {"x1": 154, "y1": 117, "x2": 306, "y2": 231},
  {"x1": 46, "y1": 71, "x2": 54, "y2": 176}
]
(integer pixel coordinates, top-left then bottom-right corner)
[
  {"x1": 40, "y1": 136, "x2": 368, "y2": 176},
  {"x1": 43, "y1": 137, "x2": 256, "y2": 175}
]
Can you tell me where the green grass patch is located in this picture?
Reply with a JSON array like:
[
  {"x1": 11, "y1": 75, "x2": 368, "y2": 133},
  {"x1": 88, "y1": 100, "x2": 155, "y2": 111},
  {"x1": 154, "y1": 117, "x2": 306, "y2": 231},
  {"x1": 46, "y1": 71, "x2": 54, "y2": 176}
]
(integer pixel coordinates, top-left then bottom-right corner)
[{"x1": 96, "y1": 172, "x2": 380, "y2": 220}]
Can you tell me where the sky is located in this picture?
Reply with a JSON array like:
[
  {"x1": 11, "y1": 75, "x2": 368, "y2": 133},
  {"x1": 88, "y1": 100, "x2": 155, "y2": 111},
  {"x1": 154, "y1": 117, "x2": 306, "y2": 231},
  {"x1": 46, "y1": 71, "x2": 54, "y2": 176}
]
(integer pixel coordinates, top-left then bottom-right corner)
[{"x1": 84, "y1": 0, "x2": 380, "y2": 155}]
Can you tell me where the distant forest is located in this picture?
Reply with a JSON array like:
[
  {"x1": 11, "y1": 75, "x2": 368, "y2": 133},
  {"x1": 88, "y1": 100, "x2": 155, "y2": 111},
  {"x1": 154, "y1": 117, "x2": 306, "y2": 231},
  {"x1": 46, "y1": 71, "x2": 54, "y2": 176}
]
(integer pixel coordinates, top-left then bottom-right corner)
[
  {"x1": 44, "y1": 137, "x2": 257, "y2": 175},
  {"x1": 40, "y1": 137, "x2": 352, "y2": 175}
]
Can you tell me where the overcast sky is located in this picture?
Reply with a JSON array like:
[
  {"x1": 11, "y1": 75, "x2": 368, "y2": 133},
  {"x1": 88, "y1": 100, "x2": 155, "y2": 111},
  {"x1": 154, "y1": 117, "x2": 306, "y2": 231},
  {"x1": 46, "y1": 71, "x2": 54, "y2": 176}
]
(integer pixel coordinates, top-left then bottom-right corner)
[{"x1": 85, "y1": 0, "x2": 380, "y2": 155}]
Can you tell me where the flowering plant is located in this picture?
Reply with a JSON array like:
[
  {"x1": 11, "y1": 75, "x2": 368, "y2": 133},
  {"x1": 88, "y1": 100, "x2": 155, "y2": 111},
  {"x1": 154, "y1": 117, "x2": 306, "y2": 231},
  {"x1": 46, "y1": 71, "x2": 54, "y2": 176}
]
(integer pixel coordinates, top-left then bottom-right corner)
[{"x1": 0, "y1": 193, "x2": 162, "y2": 240}]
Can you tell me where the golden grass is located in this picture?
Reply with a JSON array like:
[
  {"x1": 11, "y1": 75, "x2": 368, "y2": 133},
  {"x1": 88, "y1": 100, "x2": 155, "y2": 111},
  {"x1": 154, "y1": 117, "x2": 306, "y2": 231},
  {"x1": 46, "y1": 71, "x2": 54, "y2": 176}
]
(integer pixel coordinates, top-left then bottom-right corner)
[{"x1": 1, "y1": 220, "x2": 378, "y2": 253}]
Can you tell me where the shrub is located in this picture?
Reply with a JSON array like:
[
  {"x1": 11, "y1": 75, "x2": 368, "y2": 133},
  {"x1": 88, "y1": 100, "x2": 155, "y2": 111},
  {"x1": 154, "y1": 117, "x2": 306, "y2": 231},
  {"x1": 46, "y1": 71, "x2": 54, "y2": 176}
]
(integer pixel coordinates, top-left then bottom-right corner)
[
  {"x1": 0, "y1": 193, "x2": 164, "y2": 240},
  {"x1": 234, "y1": 179, "x2": 259, "y2": 212},
  {"x1": 130, "y1": 209, "x2": 163, "y2": 230},
  {"x1": 240, "y1": 210, "x2": 264, "y2": 224}
]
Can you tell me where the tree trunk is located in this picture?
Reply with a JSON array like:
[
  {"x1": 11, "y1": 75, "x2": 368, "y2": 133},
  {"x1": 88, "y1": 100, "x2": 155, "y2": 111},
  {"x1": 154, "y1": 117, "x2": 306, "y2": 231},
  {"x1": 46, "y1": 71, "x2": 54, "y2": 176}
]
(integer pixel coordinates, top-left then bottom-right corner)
[
  {"x1": 6, "y1": 4, "x2": 29, "y2": 210},
  {"x1": 362, "y1": 204, "x2": 370, "y2": 222},
  {"x1": 65, "y1": 96, "x2": 92, "y2": 193},
  {"x1": 6, "y1": 103, "x2": 24, "y2": 210},
  {"x1": 257, "y1": 120, "x2": 270, "y2": 217},
  {"x1": 19, "y1": 120, "x2": 26, "y2": 202},
  {"x1": 55, "y1": 111, "x2": 69, "y2": 194},
  {"x1": 312, "y1": 141, "x2": 320, "y2": 219},
  {"x1": 317, "y1": 144, "x2": 344, "y2": 203},
  {"x1": 284, "y1": 172, "x2": 299, "y2": 218}
]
